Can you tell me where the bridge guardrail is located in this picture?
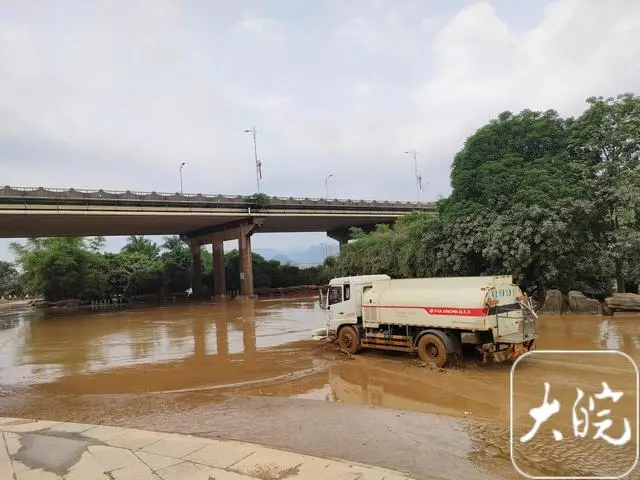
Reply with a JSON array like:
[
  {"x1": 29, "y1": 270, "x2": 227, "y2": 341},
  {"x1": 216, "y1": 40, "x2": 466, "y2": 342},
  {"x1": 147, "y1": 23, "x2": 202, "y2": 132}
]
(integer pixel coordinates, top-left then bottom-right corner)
[{"x1": 0, "y1": 186, "x2": 434, "y2": 211}]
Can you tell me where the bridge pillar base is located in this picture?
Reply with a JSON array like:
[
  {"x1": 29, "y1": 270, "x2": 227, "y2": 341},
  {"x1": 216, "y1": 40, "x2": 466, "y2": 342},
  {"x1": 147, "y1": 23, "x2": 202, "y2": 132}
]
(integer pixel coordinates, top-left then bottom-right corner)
[
  {"x1": 183, "y1": 218, "x2": 261, "y2": 299},
  {"x1": 238, "y1": 226, "x2": 255, "y2": 298},
  {"x1": 327, "y1": 229, "x2": 350, "y2": 253}
]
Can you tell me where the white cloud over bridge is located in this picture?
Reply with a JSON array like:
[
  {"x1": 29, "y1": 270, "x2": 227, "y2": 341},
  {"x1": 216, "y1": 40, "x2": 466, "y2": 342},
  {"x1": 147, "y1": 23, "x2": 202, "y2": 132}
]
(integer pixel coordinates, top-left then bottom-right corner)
[{"x1": 1, "y1": 0, "x2": 639, "y2": 256}]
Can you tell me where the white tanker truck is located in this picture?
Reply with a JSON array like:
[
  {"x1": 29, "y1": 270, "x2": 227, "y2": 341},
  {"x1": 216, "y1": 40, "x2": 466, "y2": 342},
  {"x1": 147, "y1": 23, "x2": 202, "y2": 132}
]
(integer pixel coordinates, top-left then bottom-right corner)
[{"x1": 318, "y1": 274, "x2": 537, "y2": 367}]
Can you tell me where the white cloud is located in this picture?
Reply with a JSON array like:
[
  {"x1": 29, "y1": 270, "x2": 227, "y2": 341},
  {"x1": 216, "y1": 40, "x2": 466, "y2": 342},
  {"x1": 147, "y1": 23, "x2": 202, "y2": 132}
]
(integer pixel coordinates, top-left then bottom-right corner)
[
  {"x1": 405, "y1": 0, "x2": 640, "y2": 159},
  {"x1": 0, "y1": 0, "x2": 639, "y2": 256},
  {"x1": 234, "y1": 13, "x2": 285, "y2": 39}
]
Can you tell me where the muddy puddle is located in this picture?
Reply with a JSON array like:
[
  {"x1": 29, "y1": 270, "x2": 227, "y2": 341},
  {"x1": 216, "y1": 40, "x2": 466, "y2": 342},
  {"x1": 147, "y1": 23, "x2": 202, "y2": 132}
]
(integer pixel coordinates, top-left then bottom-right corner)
[
  {"x1": 0, "y1": 297, "x2": 639, "y2": 479},
  {"x1": 0, "y1": 297, "x2": 325, "y2": 392}
]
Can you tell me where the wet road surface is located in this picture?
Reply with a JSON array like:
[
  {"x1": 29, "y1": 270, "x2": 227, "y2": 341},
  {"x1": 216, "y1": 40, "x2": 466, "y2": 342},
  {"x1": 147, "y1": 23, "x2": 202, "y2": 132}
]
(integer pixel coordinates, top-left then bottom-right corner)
[{"x1": 0, "y1": 297, "x2": 639, "y2": 479}]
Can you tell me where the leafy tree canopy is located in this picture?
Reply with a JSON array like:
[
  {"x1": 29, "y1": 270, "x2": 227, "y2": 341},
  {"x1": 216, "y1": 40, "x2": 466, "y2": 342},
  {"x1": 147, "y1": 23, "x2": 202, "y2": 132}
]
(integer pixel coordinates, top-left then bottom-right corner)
[{"x1": 328, "y1": 93, "x2": 640, "y2": 297}]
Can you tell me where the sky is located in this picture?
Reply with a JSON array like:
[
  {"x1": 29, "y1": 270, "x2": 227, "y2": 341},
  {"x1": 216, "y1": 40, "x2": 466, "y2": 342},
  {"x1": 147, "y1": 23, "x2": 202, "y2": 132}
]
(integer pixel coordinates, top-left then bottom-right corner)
[{"x1": 1, "y1": 0, "x2": 639, "y2": 260}]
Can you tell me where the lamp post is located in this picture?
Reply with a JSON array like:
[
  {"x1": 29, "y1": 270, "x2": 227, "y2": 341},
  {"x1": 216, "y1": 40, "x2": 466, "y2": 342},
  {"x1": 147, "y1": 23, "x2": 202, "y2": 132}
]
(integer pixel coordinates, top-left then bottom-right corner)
[
  {"x1": 404, "y1": 150, "x2": 422, "y2": 204},
  {"x1": 244, "y1": 126, "x2": 262, "y2": 193},
  {"x1": 179, "y1": 161, "x2": 186, "y2": 194},
  {"x1": 325, "y1": 173, "x2": 333, "y2": 199}
]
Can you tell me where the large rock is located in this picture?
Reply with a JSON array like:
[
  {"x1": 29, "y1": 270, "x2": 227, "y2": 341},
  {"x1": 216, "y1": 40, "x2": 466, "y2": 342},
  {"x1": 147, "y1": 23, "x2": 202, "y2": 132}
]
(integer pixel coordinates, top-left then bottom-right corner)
[
  {"x1": 605, "y1": 293, "x2": 640, "y2": 312},
  {"x1": 567, "y1": 291, "x2": 601, "y2": 315},
  {"x1": 540, "y1": 289, "x2": 564, "y2": 315}
]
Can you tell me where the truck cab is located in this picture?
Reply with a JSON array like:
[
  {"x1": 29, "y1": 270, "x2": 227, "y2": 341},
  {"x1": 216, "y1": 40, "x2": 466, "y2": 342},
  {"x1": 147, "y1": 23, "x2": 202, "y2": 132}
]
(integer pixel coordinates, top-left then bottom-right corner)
[{"x1": 321, "y1": 274, "x2": 390, "y2": 340}]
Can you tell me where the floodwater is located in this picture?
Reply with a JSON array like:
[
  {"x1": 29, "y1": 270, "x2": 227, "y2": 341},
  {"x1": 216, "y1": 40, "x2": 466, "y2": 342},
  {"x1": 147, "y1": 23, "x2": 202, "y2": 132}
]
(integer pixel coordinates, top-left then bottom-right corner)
[
  {"x1": 0, "y1": 297, "x2": 326, "y2": 393},
  {"x1": 0, "y1": 298, "x2": 639, "y2": 479}
]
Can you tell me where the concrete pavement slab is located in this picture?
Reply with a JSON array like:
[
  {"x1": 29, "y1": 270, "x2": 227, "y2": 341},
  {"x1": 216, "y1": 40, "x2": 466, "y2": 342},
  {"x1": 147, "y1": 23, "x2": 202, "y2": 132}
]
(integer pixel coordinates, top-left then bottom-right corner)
[
  {"x1": 46, "y1": 422, "x2": 95, "y2": 435},
  {"x1": 0, "y1": 432, "x2": 14, "y2": 479},
  {"x1": 133, "y1": 451, "x2": 182, "y2": 472},
  {"x1": 64, "y1": 451, "x2": 111, "y2": 480},
  {"x1": 110, "y1": 460, "x2": 159, "y2": 480},
  {"x1": 82, "y1": 425, "x2": 133, "y2": 443},
  {"x1": 0, "y1": 417, "x2": 418, "y2": 480},
  {"x1": 88, "y1": 445, "x2": 140, "y2": 472},
  {"x1": 106, "y1": 430, "x2": 170, "y2": 450},
  {"x1": 182, "y1": 440, "x2": 256, "y2": 469},
  {"x1": 139, "y1": 433, "x2": 212, "y2": 459},
  {"x1": 155, "y1": 461, "x2": 214, "y2": 480},
  {"x1": 1, "y1": 420, "x2": 60, "y2": 433},
  {"x1": 15, "y1": 469, "x2": 62, "y2": 479}
]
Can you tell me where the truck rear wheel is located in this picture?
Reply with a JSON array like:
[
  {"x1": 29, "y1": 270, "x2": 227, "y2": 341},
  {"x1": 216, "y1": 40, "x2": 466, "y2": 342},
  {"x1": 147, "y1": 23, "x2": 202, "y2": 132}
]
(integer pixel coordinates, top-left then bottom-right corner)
[
  {"x1": 338, "y1": 326, "x2": 361, "y2": 354},
  {"x1": 417, "y1": 334, "x2": 448, "y2": 367}
]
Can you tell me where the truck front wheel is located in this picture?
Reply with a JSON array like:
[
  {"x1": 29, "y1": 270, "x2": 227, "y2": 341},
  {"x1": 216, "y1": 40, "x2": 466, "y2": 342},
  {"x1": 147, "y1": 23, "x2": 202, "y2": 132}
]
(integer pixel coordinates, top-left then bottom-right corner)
[
  {"x1": 338, "y1": 326, "x2": 361, "y2": 354},
  {"x1": 417, "y1": 334, "x2": 448, "y2": 367}
]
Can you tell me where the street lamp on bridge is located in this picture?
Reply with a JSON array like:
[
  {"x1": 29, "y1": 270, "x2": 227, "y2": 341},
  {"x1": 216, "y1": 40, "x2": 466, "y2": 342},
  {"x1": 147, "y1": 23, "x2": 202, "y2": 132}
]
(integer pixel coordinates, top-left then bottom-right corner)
[
  {"x1": 325, "y1": 173, "x2": 333, "y2": 199},
  {"x1": 244, "y1": 126, "x2": 262, "y2": 193},
  {"x1": 179, "y1": 162, "x2": 186, "y2": 194},
  {"x1": 404, "y1": 150, "x2": 423, "y2": 204}
]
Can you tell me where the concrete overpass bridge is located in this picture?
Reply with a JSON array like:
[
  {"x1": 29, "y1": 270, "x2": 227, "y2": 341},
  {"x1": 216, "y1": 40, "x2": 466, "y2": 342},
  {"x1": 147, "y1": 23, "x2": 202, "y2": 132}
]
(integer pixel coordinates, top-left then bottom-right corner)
[{"x1": 0, "y1": 186, "x2": 434, "y2": 297}]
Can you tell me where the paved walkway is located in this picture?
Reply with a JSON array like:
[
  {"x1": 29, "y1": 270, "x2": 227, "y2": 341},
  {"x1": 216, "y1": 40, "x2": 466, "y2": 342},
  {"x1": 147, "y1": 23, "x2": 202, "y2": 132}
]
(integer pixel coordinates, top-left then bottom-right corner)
[{"x1": 0, "y1": 417, "x2": 417, "y2": 479}]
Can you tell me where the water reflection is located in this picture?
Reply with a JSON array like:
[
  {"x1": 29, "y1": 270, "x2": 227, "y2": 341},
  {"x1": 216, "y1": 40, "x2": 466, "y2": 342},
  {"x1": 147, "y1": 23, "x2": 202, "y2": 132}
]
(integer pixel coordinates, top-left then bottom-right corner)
[
  {"x1": 324, "y1": 314, "x2": 640, "y2": 420},
  {"x1": 0, "y1": 297, "x2": 325, "y2": 391},
  {"x1": 599, "y1": 319, "x2": 622, "y2": 350}
]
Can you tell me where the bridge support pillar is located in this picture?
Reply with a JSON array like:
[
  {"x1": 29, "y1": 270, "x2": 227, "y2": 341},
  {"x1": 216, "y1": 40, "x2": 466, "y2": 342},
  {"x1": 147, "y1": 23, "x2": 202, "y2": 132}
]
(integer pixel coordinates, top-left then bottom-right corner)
[
  {"x1": 238, "y1": 227, "x2": 255, "y2": 298},
  {"x1": 212, "y1": 239, "x2": 226, "y2": 296},
  {"x1": 327, "y1": 229, "x2": 350, "y2": 253},
  {"x1": 190, "y1": 243, "x2": 203, "y2": 295},
  {"x1": 182, "y1": 217, "x2": 262, "y2": 299}
]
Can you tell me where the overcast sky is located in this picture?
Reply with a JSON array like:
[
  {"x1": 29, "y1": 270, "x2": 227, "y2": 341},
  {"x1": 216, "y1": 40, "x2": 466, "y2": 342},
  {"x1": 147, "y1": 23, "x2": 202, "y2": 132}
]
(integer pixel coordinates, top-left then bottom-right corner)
[{"x1": 1, "y1": 0, "x2": 639, "y2": 260}]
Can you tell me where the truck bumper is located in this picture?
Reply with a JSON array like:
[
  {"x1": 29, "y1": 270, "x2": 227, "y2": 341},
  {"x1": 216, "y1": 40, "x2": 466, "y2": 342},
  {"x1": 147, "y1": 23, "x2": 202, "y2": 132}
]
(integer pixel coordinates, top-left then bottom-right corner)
[{"x1": 481, "y1": 339, "x2": 536, "y2": 364}]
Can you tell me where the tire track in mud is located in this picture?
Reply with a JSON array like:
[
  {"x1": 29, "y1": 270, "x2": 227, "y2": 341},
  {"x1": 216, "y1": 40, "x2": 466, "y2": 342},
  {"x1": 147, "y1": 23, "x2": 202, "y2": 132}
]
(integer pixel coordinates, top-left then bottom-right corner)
[
  {"x1": 325, "y1": 348, "x2": 640, "y2": 479},
  {"x1": 466, "y1": 420, "x2": 639, "y2": 479}
]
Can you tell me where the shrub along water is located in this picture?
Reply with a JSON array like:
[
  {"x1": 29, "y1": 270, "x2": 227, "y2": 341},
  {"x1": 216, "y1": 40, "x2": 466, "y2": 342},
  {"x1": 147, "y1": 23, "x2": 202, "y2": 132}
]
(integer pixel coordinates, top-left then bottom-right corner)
[{"x1": 5, "y1": 235, "x2": 331, "y2": 302}]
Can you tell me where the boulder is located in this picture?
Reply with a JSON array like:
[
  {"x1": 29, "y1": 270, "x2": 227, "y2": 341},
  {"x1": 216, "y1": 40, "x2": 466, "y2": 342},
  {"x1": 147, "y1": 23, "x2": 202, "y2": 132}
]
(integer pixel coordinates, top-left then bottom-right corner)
[
  {"x1": 605, "y1": 293, "x2": 640, "y2": 312},
  {"x1": 30, "y1": 299, "x2": 52, "y2": 309},
  {"x1": 540, "y1": 289, "x2": 564, "y2": 315},
  {"x1": 567, "y1": 291, "x2": 601, "y2": 315}
]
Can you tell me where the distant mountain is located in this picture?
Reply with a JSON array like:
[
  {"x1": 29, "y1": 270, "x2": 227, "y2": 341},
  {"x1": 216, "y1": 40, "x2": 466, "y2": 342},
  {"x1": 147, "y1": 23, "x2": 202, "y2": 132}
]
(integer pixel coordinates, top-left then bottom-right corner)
[
  {"x1": 255, "y1": 243, "x2": 339, "y2": 266},
  {"x1": 272, "y1": 254, "x2": 293, "y2": 264},
  {"x1": 254, "y1": 248, "x2": 284, "y2": 261}
]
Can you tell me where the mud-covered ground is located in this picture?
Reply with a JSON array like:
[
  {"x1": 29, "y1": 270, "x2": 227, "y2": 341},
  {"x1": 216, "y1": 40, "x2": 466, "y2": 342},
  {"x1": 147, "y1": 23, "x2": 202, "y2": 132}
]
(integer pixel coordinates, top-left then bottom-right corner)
[{"x1": 0, "y1": 299, "x2": 638, "y2": 479}]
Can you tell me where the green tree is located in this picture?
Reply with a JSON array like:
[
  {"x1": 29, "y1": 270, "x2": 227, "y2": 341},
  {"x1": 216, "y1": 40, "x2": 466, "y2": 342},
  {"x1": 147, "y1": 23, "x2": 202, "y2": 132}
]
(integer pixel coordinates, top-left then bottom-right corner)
[
  {"x1": 329, "y1": 97, "x2": 639, "y2": 299},
  {"x1": 569, "y1": 93, "x2": 640, "y2": 292},
  {"x1": 450, "y1": 109, "x2": 569, "y2": 207},
  {"x1": 0, "y1": 261, "x2": 22, "y2": 297},
  {"x1": 160, "y1": 236, "x2": 191, "y2": 294},
  {"x1": 10, "y1": 237, "x2": 107, "y2": 301},
  {"x1": 247, "y1": 193, "x2": 271, "y2": 210},
  {"x1": 87, "y1": 236, "x2": 107, "y2": 252},
  {"x1": 121, "y1": 235, "x2": 160, "y2": 259}
]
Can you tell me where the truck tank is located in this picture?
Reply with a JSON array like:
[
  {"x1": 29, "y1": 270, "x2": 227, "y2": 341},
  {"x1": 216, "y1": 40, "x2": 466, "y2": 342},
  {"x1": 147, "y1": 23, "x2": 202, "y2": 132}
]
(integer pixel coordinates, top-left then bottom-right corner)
[{"x1": 362, "y1": 276, "x2": 517, "y2": 331}]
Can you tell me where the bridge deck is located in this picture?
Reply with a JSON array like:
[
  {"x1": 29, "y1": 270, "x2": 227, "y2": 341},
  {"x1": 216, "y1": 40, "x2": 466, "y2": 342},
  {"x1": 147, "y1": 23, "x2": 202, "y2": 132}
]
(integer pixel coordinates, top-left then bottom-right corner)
[{"x1": 0, "y1": 186, "x2": 433, "y2": 238}]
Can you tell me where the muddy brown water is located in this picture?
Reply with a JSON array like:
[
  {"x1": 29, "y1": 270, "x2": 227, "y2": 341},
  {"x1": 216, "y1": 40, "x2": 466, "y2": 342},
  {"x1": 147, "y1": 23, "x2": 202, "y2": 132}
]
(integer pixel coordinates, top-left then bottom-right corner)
[{"x1": 0, "y1": 298, "x2": 639, "y2": 479}]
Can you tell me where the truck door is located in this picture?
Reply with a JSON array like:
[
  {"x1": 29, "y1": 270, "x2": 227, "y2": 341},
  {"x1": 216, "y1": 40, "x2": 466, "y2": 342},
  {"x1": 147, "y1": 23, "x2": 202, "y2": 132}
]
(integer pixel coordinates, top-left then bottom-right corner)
[{"x1": 328, "y1": 283, "x2": 356, "y2": 328}]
